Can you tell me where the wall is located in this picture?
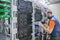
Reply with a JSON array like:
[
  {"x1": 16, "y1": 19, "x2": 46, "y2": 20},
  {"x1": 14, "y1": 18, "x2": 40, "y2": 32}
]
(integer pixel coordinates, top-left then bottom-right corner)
[{"x1": 48, "y1": 3, "x2": 60, "y2": 22}]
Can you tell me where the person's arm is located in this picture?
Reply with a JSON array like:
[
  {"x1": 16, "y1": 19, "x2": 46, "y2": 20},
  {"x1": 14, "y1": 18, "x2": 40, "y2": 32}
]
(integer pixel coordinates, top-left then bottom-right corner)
[{"x1": 38, "y1": 20, "x2": 55, "y2": 34}]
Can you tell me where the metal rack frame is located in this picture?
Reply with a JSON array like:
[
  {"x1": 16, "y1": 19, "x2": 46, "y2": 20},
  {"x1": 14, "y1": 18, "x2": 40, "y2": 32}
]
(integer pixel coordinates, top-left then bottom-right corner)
[
  {"x1": 32, "y1": 2, "x2": 35, "y2": 40},
  {"x1": 10, "y1": 0, "x2": 17, "y2": 40}
]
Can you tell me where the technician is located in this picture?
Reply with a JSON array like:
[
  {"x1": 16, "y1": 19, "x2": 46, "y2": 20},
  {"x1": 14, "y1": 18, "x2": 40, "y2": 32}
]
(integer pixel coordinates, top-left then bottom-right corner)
[{"x1": 38, "y1": 11, "x2": 60, "y2": 40}]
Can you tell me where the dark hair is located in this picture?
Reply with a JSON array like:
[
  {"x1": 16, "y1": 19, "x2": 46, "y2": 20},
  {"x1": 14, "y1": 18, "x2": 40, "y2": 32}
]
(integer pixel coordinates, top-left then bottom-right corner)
[{"x1": 47, "y1": 11, "x2": 52, "y2": 14}]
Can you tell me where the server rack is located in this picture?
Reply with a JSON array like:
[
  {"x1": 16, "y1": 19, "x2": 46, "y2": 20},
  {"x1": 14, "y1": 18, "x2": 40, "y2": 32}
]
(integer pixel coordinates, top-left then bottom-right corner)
[
  {"x1": 0, "y1": 0, "x2": 17, "y2": 40},
  {"x1": 32, "y1": 1, "x2": 49, "y2": 40},
  {"x1": 0, "y1": 0, "x2": 11, "y2": 40},
  {"x1": 17, "y1": 0, "x2": 33, "y2": 40}
]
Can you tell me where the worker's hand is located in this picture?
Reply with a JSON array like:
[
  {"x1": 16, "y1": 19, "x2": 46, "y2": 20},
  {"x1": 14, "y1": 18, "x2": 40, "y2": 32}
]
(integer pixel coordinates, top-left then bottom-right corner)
[{"x1": 38, "y1": 22, "x2": 44, "y2": 28}]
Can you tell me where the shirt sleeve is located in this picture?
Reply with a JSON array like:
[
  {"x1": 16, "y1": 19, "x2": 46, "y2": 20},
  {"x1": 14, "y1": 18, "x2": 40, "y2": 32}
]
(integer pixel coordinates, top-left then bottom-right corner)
[{"x1": 49, "y1": 20, "x2": 55, "y2": 30}]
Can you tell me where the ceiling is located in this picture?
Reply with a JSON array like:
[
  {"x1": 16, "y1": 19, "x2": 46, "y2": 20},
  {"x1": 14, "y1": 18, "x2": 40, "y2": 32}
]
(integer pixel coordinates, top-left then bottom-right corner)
[
  {"x1": 24, "y1": 0, "x2": 60, "y2": 11},
  {"x1": 46, "y1": 0, "x2": 60, "y2": 4}
]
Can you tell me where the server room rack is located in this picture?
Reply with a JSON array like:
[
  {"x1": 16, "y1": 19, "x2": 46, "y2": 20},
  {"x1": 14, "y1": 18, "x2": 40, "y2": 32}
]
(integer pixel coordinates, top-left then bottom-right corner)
[
  {"x1": 32, "y1": 1, "x2": 48, "y2": 40},
  {"x1": 0, "y1": 0, "x2": 11, "y2": 40},
  {"x1": 17, "y1": 0, "x2": 33, "y2": 40},
  {"x1": 0, "y1": 0, "x2": 17, "y2": 40}
]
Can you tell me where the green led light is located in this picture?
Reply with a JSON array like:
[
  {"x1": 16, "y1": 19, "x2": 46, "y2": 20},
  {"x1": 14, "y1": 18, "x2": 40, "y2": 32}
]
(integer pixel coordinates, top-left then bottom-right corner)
[
  {"x1": 4, "y1": 9, "x2": 11, "y2": 12},
  {"x1": 0, "y1": 15, "x2": 11, "y2": 18},
  {"x1": 0, "y1": 9, "x2": 11, "y2": 13},
  {"x1": 0, "y1": 9, "x2": 4, "y2": 12},
  {"x1": 0, "y1": 3, "x2": 11, "y2": 8},
  {"x1": 0, "y1": 0, "x2": 11, "y2": 3}
]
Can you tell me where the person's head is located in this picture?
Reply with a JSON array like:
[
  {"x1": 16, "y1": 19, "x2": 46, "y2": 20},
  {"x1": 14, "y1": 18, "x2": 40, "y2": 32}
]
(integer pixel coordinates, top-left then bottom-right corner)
[{"x1": 45, "y1": 11, "x2": 52, "y2": 18}]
